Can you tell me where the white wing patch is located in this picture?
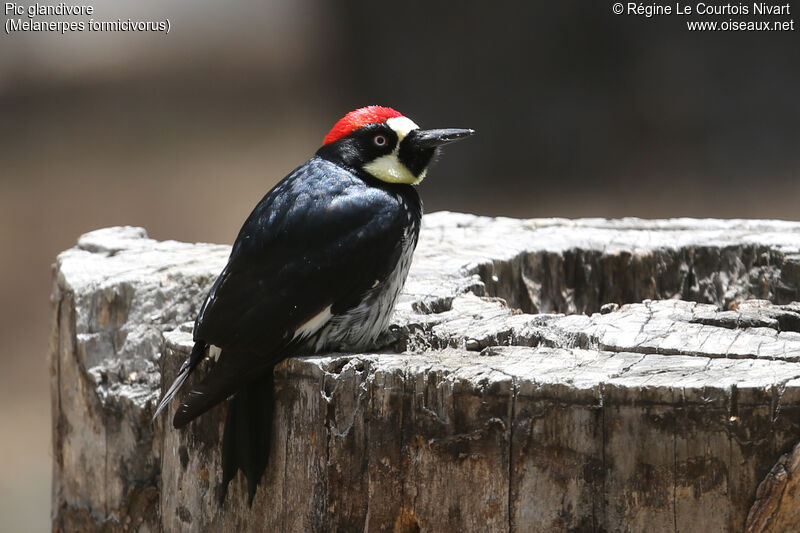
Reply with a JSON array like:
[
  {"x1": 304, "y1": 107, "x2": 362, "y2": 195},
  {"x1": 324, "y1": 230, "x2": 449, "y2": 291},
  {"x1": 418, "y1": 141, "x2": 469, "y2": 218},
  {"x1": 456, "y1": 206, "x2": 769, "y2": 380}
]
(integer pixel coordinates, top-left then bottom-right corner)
[
  {"x1": 209, "y1": 344, "x2": 222, "y2": 361},
  {"x1": 292, "y1": 305, "x2": 333, "y2": 340}
]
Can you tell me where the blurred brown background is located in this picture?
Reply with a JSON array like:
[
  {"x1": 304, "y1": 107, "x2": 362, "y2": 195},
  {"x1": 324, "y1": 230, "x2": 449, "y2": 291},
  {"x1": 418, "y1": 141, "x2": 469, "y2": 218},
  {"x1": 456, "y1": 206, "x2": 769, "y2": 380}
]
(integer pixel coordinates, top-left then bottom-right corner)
[{"x1": 1, "y1": 1, "x2": 798, "y2": 530}]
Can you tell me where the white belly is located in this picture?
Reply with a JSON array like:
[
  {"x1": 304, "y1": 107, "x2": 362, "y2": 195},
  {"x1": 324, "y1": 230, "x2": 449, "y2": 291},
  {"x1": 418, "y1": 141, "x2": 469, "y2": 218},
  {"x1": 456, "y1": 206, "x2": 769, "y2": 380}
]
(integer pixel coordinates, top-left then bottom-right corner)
[{"x1": 305, "y1": 231, "x2": 417, "y2": 353}]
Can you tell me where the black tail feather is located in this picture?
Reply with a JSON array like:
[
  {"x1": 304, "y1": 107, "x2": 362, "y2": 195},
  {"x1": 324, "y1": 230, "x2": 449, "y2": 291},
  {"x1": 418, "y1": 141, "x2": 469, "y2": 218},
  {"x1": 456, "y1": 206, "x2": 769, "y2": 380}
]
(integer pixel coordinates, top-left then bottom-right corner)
[
  {"x1": 172, "y1": 348, "x2": 270, "y2": 429},
  {"x1": 153, "y1": 341, "x2": 207, "y2": 421},
  {"x1": 219, "y1": 369, "x2": 275, "y2": 505}
]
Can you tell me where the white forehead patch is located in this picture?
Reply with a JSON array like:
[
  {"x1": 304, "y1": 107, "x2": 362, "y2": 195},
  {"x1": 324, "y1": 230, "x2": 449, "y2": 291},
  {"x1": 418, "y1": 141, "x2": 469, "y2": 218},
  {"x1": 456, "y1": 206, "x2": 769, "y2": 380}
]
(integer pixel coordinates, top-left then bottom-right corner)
[{"x1": 385, "y1": 116, "x2": 419, "y2": 141}]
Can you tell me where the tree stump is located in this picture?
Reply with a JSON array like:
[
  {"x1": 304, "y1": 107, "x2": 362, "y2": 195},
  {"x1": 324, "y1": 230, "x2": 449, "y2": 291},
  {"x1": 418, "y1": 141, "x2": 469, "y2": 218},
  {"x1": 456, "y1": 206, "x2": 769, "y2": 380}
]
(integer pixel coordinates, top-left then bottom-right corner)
[{"x1": 50, "y1": 213, "x2": 800, "y2": 532}]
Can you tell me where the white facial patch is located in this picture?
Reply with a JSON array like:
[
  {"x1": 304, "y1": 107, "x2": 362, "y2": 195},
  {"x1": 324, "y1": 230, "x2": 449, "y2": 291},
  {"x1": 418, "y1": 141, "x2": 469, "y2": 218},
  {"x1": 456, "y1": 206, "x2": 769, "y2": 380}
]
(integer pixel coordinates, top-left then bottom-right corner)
[
  {"x1": 363, "y1": 116, "x2": 428, "y2": 185},
  {"x1": 292, "y1": 305, "x2": 332, "y2": 341}
]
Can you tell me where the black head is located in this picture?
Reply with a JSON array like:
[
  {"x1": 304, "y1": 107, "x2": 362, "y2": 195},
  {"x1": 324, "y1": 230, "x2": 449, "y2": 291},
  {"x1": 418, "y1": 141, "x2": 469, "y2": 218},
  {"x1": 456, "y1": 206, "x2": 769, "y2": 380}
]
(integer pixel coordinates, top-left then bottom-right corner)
[{"x1": 316, "y1": 106, "x2": 474, "y2": 185}]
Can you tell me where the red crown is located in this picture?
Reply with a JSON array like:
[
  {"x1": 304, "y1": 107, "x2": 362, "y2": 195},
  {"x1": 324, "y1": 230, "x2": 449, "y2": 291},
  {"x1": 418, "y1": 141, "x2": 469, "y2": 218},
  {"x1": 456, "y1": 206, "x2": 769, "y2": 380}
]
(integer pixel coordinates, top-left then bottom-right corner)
[{"x1": 323, "y1": 106, "x2": 403, "y2": 145}]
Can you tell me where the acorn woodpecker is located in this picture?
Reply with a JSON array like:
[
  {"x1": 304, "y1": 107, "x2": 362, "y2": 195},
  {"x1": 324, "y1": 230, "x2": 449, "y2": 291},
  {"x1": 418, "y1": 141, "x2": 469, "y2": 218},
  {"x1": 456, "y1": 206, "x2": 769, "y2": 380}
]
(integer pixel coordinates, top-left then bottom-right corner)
[{"x1": 154, "y1": 105, "x2": 474, "y2": 503}]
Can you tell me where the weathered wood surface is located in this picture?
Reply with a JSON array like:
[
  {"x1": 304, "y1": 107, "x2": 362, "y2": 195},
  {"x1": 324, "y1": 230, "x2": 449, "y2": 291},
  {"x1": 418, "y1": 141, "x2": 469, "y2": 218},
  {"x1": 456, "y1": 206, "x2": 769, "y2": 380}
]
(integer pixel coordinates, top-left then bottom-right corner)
[
  {"x1": 746, "y1": 440, "x2": 800, "y2": 532},
  {"x1": 50, "y1": 213, "x2": 800, "y2": 532}
]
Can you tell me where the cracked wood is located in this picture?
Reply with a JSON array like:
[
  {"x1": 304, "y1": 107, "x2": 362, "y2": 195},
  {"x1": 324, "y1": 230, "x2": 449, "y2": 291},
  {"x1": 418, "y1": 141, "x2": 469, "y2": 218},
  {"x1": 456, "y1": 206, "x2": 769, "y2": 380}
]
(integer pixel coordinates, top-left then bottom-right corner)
[{"x1": 50, "y1": 214, "x2": 800, "y2": 532}]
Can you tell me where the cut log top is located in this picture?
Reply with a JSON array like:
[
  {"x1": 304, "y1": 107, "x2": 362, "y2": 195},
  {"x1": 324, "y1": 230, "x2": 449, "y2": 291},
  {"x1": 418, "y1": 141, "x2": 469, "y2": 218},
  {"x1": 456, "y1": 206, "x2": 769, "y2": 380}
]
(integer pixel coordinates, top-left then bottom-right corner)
[{"x1": 50, "y1": 213, "x2": 800, "y2": 532}]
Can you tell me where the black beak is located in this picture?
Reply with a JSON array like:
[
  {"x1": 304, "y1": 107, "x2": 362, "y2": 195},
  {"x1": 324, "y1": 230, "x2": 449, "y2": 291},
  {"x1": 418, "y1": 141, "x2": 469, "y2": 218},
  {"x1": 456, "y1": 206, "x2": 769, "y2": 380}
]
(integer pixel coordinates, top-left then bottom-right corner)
[{"x1": 406, "y1": 128, "x2": 475, "y2": 148}]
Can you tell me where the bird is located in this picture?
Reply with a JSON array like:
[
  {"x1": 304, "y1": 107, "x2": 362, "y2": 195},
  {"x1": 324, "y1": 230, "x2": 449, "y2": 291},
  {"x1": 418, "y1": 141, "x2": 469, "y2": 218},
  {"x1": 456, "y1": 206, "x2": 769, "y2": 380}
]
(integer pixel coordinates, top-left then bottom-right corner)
[{"x1": 153, "y1": 105, "x2": 474, "y2": 504}]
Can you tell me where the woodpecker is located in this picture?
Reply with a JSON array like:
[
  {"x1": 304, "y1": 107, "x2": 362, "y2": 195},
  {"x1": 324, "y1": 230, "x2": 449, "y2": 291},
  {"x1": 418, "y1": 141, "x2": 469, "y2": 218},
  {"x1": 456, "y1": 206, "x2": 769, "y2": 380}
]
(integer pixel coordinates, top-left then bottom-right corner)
[{"x1": 154, "y1": 105, "x2": 474, "y2": 503}]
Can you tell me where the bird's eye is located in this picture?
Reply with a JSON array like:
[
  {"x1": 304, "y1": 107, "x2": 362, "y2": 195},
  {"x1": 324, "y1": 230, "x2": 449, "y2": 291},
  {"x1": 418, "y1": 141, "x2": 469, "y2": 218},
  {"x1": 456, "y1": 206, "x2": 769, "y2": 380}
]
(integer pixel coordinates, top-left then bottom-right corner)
[{"x1": 373, "y1": 135, "x2": 387, "y2": 147}]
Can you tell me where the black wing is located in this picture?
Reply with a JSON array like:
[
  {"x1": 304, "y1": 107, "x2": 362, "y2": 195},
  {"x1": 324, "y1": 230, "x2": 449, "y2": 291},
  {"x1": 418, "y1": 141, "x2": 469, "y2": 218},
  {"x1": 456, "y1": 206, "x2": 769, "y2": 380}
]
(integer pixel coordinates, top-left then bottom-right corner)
[
  {"x1": 167, "y1": 158, "x2": 415, "y2": 426},
  {"x1": 195, "y1": 157, "x2": 412, "y2": 352}
]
